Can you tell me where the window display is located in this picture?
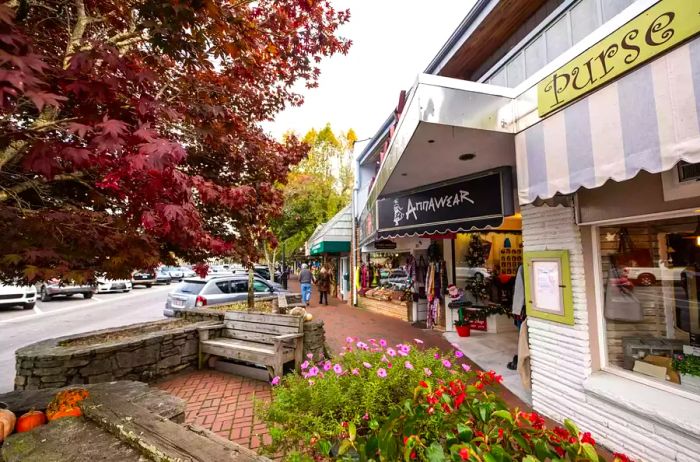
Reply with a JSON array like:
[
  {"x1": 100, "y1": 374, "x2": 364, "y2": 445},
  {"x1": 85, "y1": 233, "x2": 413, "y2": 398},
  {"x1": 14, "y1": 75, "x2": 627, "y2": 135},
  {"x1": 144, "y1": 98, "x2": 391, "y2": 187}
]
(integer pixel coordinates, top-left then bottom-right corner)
[{"x1": 599, "y1": 217, "x2": 700, "y2": 395}]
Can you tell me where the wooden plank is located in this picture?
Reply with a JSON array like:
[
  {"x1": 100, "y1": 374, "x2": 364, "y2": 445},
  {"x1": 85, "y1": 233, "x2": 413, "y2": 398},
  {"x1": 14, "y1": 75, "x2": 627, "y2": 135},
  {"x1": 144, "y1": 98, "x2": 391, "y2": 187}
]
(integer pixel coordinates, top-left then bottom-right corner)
[
  {"x1": 80, "y1": 396, "x2": 270, "y2": 462},
  {"x1": 203, "y1": 339, "x2": 276, "y2": 355},
  {"x1": 201, "y1": 342, "x2": 295, "y2": 365},
  {"x1": 224, "y1": 321, "x2": 299, "y2": 336},
  {"x1": 225, "y1": 311, "x2": 303, "y2": 328}
]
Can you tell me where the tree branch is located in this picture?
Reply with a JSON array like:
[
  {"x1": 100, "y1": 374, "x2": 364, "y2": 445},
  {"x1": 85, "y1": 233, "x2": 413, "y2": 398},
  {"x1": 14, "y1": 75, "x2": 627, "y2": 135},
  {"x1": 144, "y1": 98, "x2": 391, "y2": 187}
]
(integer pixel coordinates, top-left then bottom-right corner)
[{"x1": 0, "y1": 172, "x2": 86, "y2": 203}]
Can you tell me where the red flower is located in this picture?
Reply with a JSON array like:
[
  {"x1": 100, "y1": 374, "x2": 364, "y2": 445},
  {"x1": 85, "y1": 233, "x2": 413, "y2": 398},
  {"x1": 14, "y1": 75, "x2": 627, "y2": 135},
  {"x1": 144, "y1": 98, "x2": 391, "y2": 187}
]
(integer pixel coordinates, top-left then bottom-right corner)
[
  {"x1": 458, "y1": 447, "x2": 470, "y2": 460},
  {"x1": 410, "y1": 451, "x2": 416, "y2": 459},
  {"x1": 613, "y1": 453, "x2": 633, "y2": 462},
  {"x1": 498, "y1": 428, "x2": 504, "y2": 439},
  {"x1": 454, "y1": 392, "x2": 466, "y2": 409},
  {"x1": 554, "y1": 446, "x2": 566, "y2": 458},
  {"x1": 419, "y1": 381, "x2": 429, "y2": 388},
  {"x1": 403, "y1": 436, "x2": 409, "y2": 445},
  {"x1": 475, "y1": 381, "x2": 484, "y2": 390},
  {"x1": 553, "y1": 427, "x2": 570, "y2": 440},
  {"x1": 581, "y1": 432, "x2": 596, "y2": 445}
]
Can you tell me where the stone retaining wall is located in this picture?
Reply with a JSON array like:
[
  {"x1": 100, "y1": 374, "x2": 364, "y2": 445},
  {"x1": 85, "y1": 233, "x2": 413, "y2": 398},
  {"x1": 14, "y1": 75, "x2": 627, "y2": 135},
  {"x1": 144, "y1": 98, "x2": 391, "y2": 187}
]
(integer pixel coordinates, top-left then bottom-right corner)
[{"x1": 14, "y1": 319, "x2": 211, "y2": 391}]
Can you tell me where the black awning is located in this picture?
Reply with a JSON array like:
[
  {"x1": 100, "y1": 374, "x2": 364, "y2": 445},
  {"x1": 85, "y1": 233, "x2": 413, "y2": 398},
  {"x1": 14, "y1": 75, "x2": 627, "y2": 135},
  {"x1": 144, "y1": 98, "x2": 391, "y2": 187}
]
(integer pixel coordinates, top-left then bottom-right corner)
[{"x1": 376, "y1": 167, "x2": 513, "y2": 239}]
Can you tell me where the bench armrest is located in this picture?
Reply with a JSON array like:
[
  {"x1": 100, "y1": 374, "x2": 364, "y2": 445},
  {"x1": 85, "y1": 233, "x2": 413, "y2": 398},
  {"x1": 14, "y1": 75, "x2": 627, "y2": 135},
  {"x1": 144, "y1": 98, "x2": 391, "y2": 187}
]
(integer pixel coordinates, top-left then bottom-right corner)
[{"x1": 197, "y1": 323, "x2": 225, "y2": 331}]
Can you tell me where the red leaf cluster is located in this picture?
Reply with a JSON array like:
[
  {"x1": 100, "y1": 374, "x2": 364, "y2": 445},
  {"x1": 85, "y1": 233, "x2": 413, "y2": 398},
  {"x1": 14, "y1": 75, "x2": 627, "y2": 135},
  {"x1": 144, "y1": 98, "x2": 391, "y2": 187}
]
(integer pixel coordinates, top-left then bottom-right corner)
[{"x1": 0, "y1": 1, "x2": 350, "y2": 282}]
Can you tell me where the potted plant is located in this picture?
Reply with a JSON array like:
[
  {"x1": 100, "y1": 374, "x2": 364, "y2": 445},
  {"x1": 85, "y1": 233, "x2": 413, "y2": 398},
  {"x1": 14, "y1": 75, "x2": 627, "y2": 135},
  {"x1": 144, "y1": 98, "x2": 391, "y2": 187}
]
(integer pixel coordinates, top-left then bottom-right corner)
[
  {"x1": 673, "y1": 354, "x2": 700, "y2": 393},
  {"x1": 454, "y1": 318, "x2": 471, "y2": 337}
]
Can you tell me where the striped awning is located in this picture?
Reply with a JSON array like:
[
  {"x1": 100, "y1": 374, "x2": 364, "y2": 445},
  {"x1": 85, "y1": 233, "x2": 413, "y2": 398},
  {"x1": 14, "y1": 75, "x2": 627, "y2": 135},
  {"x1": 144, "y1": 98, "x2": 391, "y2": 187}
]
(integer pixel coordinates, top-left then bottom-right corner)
[{"x1": 516, "y1": 38, "x2": 700, "y2": 204}]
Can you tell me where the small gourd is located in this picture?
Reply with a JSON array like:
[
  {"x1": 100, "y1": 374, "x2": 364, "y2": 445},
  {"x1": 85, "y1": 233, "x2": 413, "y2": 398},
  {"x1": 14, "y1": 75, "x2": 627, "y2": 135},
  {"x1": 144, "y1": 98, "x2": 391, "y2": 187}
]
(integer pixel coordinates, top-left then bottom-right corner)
[
  {"x1": 16, "y1": 410, "x2": 47, "y2": 433},
  {"x1": 0, "y1": 408, "x2": 16, "y2": 442},
  {"x1": 304, "y1": 312, "x2": 313, "y2": 321},
  {"x1": 46, "y1": 388, "x2": 89, "y2": 421}
]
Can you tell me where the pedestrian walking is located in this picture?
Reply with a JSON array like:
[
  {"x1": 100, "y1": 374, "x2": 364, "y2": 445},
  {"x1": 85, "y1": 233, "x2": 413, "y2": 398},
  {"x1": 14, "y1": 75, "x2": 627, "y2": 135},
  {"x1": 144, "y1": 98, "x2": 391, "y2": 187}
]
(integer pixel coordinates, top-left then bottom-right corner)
[
  {"x1": 281, "y1": 265, "x2": 289, "y2": 290},
  {"x1": 299, "y1": 263, "x2": 313, "y2": 307},
  {"x1": 317, "y1": 264, "x2": 331, "y2": 305}
]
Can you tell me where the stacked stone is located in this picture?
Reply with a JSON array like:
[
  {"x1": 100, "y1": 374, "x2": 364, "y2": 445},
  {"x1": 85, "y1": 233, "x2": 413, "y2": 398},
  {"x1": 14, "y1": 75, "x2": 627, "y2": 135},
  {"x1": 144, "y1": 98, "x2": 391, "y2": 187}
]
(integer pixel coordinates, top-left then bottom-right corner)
[{"x1": 302, "y1": 320, "x2": 326, "y2": 362}]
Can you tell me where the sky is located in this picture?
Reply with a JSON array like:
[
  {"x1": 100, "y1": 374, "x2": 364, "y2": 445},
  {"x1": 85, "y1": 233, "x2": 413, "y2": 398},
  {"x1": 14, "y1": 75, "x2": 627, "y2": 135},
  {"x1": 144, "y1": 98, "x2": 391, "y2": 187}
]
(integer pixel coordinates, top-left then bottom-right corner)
[{"x1": 264, "y1": 1, "x2": 476, "y2": 151}]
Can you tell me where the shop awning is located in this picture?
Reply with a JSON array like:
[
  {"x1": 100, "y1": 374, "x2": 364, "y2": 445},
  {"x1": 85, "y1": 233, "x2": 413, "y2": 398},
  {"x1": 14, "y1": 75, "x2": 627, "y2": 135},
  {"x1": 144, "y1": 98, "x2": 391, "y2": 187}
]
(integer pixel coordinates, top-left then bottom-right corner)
[
  {"x1": 516, "y1": 38, "x2": 700, "y2": 204},
  {"x1": 376, "y1": 168, "x2": 514, "y2": 239},
  {"x1": 306, "y1": 205, "x2": 352, "y2": 256}
]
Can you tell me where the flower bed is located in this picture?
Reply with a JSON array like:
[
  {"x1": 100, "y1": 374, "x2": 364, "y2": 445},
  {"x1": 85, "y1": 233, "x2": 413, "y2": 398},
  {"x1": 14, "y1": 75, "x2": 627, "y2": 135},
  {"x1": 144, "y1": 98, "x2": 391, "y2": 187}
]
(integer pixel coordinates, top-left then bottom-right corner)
[{"x1": 258, "y1": 338, "x2": 632, "y2": 462}]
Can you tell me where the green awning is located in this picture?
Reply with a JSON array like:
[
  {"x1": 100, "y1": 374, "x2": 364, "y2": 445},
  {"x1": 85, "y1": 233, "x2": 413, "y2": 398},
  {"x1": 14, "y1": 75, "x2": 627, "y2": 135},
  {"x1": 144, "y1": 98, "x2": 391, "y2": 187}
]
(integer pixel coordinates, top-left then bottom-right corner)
[{"x1": 310, "y1": 241, "x2": 351, "y2": 255}]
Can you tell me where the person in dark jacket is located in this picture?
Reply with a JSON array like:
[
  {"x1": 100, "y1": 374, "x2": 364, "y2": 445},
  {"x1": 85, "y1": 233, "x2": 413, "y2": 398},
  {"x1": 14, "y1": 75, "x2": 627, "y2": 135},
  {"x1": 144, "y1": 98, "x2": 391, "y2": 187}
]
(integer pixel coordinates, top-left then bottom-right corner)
[{"x1": 317, "y1": 264, "x2": 331, "y2": 305}]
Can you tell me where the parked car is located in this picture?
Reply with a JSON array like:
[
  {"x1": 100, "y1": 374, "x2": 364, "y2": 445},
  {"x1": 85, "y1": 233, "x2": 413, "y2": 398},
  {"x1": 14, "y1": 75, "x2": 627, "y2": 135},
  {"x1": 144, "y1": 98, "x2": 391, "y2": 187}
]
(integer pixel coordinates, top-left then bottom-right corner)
[
  {"x1": 155, "y1": 269, "x2": 172, "y2": 285},
  {"x1": 37, "y1": 279, "x2": 95, "y2": 301},
  {"x1": 0, "y1": 283, "x2": 37, "y2": 310},
  {"x1": 132, "y1": 270, "x2": 156, "y2": 288},
  {"x1": 624, "y1": 264, "x2": 686, "y2": 286},
  {"x1": 161, "y1": 266, "x2": 184, "y2": 281},
  {"x1": 181, "y1": 267, "x2": 197, "y2": 278},
  {"x1": 163, "y1": 274, "x2": 287, "y2": 317},
  {"x1": 96, "y1": 278, "x2": 132, "y2": 293},
  {"x1": 379, "y1": 269, "x2": 410, "y2": 290},
  {"x1": 456, "y1": 266, "x2": 492, "y2": 282}
]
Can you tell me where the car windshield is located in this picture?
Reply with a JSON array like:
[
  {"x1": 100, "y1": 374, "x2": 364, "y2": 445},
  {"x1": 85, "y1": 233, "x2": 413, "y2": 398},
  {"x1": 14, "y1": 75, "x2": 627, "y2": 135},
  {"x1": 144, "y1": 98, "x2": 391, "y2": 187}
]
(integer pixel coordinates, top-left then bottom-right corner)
[{"x1": 176, "y1": 281, "x2": 206, "y2": 294}]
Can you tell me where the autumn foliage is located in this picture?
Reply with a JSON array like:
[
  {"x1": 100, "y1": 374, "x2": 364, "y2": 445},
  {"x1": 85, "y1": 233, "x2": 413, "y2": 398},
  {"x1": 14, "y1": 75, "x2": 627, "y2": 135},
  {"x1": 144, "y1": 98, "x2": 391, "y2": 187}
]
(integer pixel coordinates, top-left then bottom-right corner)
[{"x1": 0, "y1": 0, "x2": 350, "y2": 282}]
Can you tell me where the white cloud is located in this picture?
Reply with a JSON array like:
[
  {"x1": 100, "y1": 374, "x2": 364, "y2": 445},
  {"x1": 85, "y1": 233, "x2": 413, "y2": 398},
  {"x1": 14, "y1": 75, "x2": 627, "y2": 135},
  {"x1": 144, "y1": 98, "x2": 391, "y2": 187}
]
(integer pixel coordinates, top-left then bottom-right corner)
[{"x1": 263, "y1": 0, "x2": 476, "y2": 141}]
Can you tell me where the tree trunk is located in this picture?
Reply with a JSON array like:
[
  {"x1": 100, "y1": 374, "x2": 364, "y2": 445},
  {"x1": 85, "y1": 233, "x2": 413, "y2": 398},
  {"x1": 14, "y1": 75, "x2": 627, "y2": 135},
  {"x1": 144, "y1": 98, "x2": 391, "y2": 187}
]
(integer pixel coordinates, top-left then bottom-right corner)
[{"x1": 247, "y1": 267, "x2": 254, "y2": 310}]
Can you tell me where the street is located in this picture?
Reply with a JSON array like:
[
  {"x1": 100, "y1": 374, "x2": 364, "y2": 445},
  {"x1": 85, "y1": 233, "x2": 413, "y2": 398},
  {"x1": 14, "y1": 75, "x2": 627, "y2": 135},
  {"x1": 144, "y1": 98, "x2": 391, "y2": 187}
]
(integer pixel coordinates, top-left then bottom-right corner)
[{"x1": 0, "y1": 284, "x2": 172, "y2": 393}]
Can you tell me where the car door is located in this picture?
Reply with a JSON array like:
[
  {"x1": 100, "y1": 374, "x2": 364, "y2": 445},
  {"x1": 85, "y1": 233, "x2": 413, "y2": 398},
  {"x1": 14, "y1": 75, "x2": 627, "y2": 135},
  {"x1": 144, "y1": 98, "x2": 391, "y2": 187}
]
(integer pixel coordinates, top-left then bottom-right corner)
[
  {"x1": 201, "y1": 280, "x2": 232, "y2": 306},
  {"x1": 253, "y1": 279, "x2": 274, "y2": 297},
  {"x1": 229, "y1": 280, "x2": 249, "y2": 303}
]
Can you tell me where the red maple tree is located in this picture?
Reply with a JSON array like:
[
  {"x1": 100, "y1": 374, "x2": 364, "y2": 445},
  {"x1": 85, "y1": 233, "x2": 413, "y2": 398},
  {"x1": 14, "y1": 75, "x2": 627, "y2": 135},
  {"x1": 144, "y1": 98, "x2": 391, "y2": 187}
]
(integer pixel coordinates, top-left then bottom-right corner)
[{"x1": 0, "y1": 0, "x2": 350, "y2": 282}]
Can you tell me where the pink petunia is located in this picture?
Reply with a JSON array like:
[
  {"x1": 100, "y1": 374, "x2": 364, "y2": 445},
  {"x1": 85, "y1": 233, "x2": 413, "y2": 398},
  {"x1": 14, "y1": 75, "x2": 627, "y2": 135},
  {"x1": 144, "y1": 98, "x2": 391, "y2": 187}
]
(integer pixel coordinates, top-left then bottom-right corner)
[
  {"x1": 352, "y1": 368, "x2": 360, "y2": 376},
  {"x1": 380, "y1": 355, "x2": 389, "y2": 363},
  {"x1": 306, "y1": 353, "x2": 314, "y2": 360},
  {"x1": 307, "y1": 366, "x2": 320, "y2": 377},
  {"x1": 379, "y1": 339, "x2": 387, "y2": 347},
  {"x1": 399, "y1": 344, "x2": 411, "y2": 353},
  {"x1": 345, "y1": 336, "x2": 354, "y2": 343},
  {"x1": 404, "y1": 361, "x2": 414, "y2": 370},
  {"x1": 377, "y1": 368, "x2": 387, "y2": 378},
  {"x1": 424, "y1": 368, "x2": 433, "y2": 377},
  {"x1": 461, "y1": 363, "x2": 471, "y2": 372},
  {"x1": 455, "y1": 350, "x2": 464, "y2": 358},
  {"x1": 333, "y1": 364, "x2": 343, "y2": 374},
  {"x1": 397, "y1": 350, "x2": 408, "y2": 357},
  {"x1": 386, "y1": 348, "x2": 397, "y2": 357},
  {"x1": 414, "y1": 338, "x2": 424, "y2": 344},
  {"x1": 362, "y1": 412, "x2": 370, "y2": 420},
  {"x1": 442, "y1": 359, "x2": 452, "y2": 368},
  {"x1": 300, "y1": 360, "x2": 309, "y2": 370},
  {"x1": 434, "y1": 353, "x2": 440, "y2": 359},
  {"x1": 369, "y1": 338, "x2": 377, "y2": 344},
  {"x1": 363, "y1": 362, "x2": 372, "y2": 369},
  {"x1": 356, "y1": 341, "x2": 368, "y2": 349},
  {"x1": 271, "y1": 376, "x2": 281, "y2": 386},
  {"x1": 323, "y1": 361, "x2": 332, "y2": 371}
]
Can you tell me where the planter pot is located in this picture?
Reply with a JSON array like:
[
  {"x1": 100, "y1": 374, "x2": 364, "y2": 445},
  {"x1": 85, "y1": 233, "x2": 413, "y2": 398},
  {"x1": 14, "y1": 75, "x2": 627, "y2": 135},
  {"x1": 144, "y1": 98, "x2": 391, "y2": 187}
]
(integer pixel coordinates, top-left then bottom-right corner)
[
  {"x1": 456, "y1": 325, "x2": 471, "y2": 337},
  {"x1": 680, "y1": 373, "x2": 700, "y2": 393}
]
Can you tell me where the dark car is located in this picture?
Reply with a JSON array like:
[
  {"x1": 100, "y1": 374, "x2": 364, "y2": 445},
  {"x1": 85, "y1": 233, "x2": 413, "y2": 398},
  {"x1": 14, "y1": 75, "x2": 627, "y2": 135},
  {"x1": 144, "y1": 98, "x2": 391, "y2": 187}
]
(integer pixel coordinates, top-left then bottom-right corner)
[{"x1": 132, "y1": 270, "x2": 156, "y2": 288}]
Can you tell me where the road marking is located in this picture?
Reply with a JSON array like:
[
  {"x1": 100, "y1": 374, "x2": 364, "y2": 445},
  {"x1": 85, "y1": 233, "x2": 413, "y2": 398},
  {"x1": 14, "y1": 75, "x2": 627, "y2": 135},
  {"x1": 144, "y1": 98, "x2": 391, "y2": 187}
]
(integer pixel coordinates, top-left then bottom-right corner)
[
  {"x1": 0, "y1": 286, "x2": 172, "y2": 326},
  {"x1": 33, "y1": 304, "x2": 43, "y2": 314}
]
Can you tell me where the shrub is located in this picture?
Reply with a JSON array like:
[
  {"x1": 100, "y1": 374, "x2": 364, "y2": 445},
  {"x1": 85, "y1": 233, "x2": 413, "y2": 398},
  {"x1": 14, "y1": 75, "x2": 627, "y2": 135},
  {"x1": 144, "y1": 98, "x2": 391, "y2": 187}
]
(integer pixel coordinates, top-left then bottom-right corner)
[
  {"x1": 258, "y1": 337, "x2": 633, "y2": 462},
  {"x1": 673, "y1": 354, "x2": 700, "y2": 377}
]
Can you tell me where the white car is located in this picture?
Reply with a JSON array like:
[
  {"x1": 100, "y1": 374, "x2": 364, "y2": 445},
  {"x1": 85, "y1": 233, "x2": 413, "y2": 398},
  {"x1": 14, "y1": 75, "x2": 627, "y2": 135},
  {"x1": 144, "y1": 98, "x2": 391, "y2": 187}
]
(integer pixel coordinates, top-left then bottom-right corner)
[
  {"x1": 0, "y1": 283, "x2": 37, "y2": 310},
  {"x1": 96, "y1": 279, "x2": 132, "y2": 293},
  {"x1": 624, "y1": 265, "x2": 686, "y2": 286},
  {"x1": 456, "y1": 267, "x2": 492, "y2": 282}
]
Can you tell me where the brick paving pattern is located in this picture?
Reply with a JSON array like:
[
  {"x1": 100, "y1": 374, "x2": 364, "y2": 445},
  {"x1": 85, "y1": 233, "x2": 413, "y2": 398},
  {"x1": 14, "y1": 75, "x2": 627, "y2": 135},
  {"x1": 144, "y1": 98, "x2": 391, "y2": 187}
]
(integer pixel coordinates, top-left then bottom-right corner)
[{"x1": 155, "y1": 370, "x2": 272, "y2": 451}]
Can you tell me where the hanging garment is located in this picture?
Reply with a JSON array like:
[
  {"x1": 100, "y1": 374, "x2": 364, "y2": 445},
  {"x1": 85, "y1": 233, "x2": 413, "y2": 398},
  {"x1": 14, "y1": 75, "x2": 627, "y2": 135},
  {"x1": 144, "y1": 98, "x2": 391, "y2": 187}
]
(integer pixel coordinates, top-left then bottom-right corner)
[
  {"x1": 426, "y1": 263, "x2": 435, "y2": 303},
  {"x1": 427, "y1": 298, "x2": 439, "y2": 330},
  {"x1": 517, "y1": 318, "x2": 531, "y2": 391},
  {"x1": 512, "y1": 265, "x2": 525, "y2": 316},
  {"x1": 440, "y1": 260, "x2": 448, "y2": 297},
  {"x1": 416, "y1": 256, "x2": 428, "y2": 283},
  {"x1": 405, "y1": 255, "x2": 416, "y2": 280}
]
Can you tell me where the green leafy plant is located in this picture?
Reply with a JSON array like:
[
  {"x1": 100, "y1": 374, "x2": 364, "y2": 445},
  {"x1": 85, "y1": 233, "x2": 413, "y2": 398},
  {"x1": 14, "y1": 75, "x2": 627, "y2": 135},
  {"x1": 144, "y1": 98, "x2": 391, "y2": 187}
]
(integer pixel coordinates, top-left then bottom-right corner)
[
  {"x1": 258, "y1": 338, "x2": 634, "y2": 462},
  {"x1": 673, "y1": 354, "x2": 700, "y2": 377}
]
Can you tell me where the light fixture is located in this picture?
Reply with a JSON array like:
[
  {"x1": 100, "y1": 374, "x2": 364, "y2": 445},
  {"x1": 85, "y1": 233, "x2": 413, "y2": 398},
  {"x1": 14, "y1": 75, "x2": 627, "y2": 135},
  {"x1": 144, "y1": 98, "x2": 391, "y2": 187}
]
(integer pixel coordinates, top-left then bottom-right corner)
[
  {"x1": 459, "y1": 153, "x2": 476, "y2": 161},
  {"x1": 428, "y1": 139, "x2": 435, "y2": 144}
]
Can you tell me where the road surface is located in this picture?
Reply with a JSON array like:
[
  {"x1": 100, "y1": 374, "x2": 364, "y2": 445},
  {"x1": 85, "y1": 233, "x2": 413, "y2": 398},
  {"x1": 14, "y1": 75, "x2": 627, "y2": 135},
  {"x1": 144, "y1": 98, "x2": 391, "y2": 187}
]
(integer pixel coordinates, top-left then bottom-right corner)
[{"x1": 0, "y1": 284, "x2": 172, "y2": 393}]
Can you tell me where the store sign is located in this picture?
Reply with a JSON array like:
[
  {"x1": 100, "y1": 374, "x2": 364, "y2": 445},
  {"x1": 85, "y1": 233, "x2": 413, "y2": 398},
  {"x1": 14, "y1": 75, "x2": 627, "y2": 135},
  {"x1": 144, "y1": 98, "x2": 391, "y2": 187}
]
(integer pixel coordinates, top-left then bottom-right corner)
[
  {"x1": 374, "y1": 240, "x2": 397, "y2": 250},
  {"x1": 538, "y1": 0, "x2": 700, "y2": 117},
  {"x1": 377, "y1": 168, "x2": 513, "y2": 238}
]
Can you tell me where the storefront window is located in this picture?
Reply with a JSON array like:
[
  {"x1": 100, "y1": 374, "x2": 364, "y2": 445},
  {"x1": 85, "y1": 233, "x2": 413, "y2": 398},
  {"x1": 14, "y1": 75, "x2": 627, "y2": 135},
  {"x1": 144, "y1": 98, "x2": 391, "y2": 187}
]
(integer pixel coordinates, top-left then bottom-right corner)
[
  {"x1": 599, "y1": 217, "x2": 700, "y2": 395},
  {"x1": 454, "y1": 232, "x2": 523, "y2": 292}
]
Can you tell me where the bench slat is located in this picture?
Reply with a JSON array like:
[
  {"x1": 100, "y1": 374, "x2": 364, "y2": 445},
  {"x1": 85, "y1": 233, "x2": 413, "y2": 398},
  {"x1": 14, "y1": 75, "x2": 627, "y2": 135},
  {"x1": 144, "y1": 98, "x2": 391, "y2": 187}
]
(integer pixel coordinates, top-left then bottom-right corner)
[
  {"x1": 222, "y1": 329, "x2": 299, "y2": 343},
  {"x1": 223, "y1": 321, "x2": 299, "y2": 336},
  {"x1": 201, "y1": 339, "x2": 295, "y2": 365},
  {"x1": 224, "y1": 311, "x2": 303, "y2": 328}
]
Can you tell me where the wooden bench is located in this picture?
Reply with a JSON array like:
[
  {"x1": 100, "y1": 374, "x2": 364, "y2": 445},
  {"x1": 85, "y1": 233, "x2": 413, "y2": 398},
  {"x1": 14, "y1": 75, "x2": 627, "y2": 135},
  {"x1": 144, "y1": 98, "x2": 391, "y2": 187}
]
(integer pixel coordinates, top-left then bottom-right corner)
[
  {"x1": 274, "y1": 293, "x2": 306, "y2": 313},
  {"x1": 198, "y1": 312, "x2": 304, "y2": 377}
]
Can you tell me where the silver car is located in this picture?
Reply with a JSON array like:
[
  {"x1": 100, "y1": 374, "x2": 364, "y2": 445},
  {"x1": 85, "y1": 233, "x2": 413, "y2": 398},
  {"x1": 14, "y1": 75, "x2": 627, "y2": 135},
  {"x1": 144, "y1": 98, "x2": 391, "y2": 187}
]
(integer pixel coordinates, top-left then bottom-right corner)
[
  {"x1": 38, "y1": 279, "x2": 95, "y2": 301},
  {"x1": 163, "y1": 275, "x2": 286, "y2": 316}
]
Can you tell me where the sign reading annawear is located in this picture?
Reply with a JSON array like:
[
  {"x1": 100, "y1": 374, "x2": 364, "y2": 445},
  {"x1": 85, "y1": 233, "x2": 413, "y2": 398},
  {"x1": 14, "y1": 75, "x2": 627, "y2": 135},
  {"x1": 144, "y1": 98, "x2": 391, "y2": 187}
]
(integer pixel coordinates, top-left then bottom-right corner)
[
  {"x1": 538, "y1": 0, "x2": 700, "y2": 117},
  {"x1": 376, "y1": 168, "x2": 514, "y2": 239}
]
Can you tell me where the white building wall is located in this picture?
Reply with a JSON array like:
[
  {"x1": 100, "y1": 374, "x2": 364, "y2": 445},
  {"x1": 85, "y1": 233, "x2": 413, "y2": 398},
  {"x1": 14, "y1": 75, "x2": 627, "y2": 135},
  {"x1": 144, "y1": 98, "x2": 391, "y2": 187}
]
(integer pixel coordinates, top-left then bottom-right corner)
[{"x1": 522, "y1": 203, "x2": 700, "y2": 462}]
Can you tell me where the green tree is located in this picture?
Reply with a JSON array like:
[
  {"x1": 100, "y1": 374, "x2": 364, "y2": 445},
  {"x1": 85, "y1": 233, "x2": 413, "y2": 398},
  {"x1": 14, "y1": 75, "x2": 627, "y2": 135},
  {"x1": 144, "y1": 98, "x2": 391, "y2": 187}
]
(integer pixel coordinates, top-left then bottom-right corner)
[{"x1": 262, "y1": 124, "x2": 355, "y2": 278}]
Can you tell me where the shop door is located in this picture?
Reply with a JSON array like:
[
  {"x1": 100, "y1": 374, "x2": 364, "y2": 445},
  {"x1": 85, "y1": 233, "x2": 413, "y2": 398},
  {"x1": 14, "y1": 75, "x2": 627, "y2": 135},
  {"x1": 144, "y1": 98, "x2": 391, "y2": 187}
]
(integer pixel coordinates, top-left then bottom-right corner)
[{"x1": 341, "y1": 257, "x2": 349, "y2": 300}]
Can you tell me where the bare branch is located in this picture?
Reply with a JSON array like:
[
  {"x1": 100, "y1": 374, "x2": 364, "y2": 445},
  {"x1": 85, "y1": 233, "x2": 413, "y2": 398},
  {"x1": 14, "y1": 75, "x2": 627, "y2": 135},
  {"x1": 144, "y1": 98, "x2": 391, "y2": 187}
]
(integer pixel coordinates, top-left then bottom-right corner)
[{"x1": 0, "y1": 172, "x2": 86, "y2": 203}]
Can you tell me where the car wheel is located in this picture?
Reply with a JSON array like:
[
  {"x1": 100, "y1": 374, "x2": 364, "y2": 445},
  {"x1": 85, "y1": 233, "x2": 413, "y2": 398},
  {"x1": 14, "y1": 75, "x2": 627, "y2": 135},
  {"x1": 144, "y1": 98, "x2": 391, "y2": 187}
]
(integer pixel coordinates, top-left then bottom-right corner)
[
  {"x1": 145, "y1": 284, "x2": 152, "y2": 288},
  {"x1": 23, "y1": 302, "x2": 35, "y2": 310},
  {"x1": 123, "y1": 289, "x2": 131, "y2": 293},
  {"x1": 40, "y1": 287, "x2": 52, "y2": 302},
  {"x1": 166, "y1": 281, "x2": 171, "y2": 285},
  {"x1": 637, "y1": 273, "x2": 656, "y2": 286},
  {"x1": 83, "y1": 292, "x2": 93, "y2": 299}
]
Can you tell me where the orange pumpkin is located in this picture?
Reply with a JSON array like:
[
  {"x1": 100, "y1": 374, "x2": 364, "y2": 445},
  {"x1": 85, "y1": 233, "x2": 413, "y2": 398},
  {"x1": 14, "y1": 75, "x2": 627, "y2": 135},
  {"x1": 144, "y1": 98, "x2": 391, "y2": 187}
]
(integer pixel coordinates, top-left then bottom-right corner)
[
  {"x1": 15, "y1": 410, "x2": 47, "y2": 433},
  {"x1": 0, "y1": 408, "x2": 16, "y2": 442},
  {"x1": 46, "y1": 388, "x2": 89, "y2": 421}
]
